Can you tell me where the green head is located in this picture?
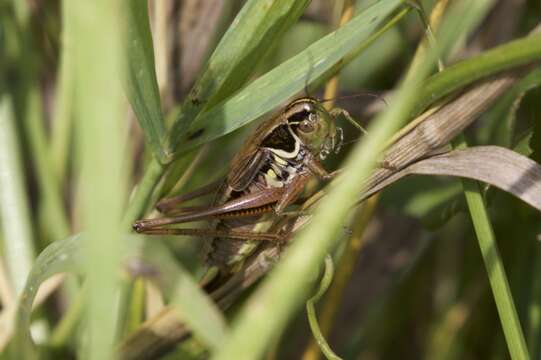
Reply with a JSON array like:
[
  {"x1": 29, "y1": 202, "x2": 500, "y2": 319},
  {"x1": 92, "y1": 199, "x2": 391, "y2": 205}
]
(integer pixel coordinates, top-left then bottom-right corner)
[{"x1": 285, "y1": 97, "x2": 340, "y2": 159}]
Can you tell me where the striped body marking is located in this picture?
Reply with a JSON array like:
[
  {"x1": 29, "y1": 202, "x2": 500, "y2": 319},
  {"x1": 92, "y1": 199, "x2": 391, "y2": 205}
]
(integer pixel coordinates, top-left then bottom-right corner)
[{"x1": 263, "y1": 125, "x2": 306, "y2": 189}]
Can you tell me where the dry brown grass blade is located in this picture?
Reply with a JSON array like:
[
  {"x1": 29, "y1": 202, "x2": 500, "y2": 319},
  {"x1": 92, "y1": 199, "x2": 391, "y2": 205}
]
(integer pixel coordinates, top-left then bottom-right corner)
[
  {"x1": 361, "y1": 64, "x2": 538, "y2": 199},
  {"x1": 369, "y1": 146, "x2": 541, "y2": 212}
]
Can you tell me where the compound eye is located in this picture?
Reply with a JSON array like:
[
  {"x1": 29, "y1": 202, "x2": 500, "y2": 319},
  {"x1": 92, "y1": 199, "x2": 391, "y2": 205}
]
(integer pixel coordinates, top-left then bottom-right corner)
[{"x1": 299, "y1": 119, "x2": 315, "y2": 133}]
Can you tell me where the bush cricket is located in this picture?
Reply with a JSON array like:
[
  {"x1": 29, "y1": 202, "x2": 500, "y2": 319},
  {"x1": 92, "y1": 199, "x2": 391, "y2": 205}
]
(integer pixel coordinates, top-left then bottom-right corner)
[{"x1": 133, "y1": 96, "x2": 360, "y2": 288}]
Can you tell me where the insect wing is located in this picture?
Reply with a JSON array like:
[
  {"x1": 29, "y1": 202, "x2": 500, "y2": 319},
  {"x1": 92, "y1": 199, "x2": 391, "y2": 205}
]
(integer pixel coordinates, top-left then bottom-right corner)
[
  {"x1": 227, "y1": 149, "x2": 269, "y2": 191},
  {"x1": 227, "y1": 112, "x2": 287, "y2": 191}
]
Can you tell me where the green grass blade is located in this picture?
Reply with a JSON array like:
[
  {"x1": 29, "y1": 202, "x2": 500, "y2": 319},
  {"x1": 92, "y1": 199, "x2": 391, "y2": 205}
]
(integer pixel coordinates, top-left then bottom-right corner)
[
  {"x1": 70, "y1": 1, "x2": 128, "y2": 358},
  {"x1": 167, "y1": 0, "x2": 312, "y2": 156},
  {"x1": 10, "y1": 234, "x2": 81, "y2": 358},
  {"x1": 121, "y1": 158, "x2": 164, "y2": 227},
  {"x1": 454, "y1": 136, "x2": 529, "y2": 360},
  {"x1": 51, "y1": 0, "x2": 75, "y2": 181},
  {"x1": 124, "y1": 0, "x2": 167, "y2": 163},
  {"x1": 462, "y1": 180, "x2": 529, "y2": 360},
  {"x1": 528, "y1": 249, "x2": 541, "y2": 358},
  {"x1": 173, "y1": 0, "x2": 405, "y2": 155},
  {"x1": 415, "y1": 32, "x2": 541, "y2": 115},
  {"x1": 123, "y1": 278, "x2": 146, "y2": 336},
  {"x1": 25, "y1": 84, "x2": 71, "y2": 243},
  {"x1": 0, "y1": 95, "x2": 36, "y2": 295},
  {"x1": 306, "y1": 255, "x2": 341, "y2": 360}
]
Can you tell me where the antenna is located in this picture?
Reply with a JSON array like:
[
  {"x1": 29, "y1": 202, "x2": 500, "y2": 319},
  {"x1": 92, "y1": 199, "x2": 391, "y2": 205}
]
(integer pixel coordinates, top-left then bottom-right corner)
[{"x1": 320, "y1": 92, "x2": 388, "y2": 107}]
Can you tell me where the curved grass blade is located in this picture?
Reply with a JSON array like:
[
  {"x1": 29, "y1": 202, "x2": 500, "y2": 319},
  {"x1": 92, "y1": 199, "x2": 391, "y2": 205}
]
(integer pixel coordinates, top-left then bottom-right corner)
[
  {"x1": 9, "y1": 235, "x2": 82, "y2": 359},
  {"x1": 366, "y1": 146, "x2": 541, "y2": 213},
  {"x1": 483, "y1": 67, "x2": 541, "y2": 147},
  {"x1": 173, "y1": 0, "x2": 405, "y2": 155},
  {"x1": 306, "y1": 255, "x2": 341, "y2": 360},
  {"x1": 124, "y1": 0, "x2": 167, "y2": 163}
]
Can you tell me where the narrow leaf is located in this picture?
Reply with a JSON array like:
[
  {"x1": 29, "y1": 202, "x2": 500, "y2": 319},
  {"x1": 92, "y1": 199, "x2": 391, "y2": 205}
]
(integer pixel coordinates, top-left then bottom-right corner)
[
  {"x1": 455, "y1": 137, "x2": 529, "y2": 360},
  {"x1": 124, "y1": 0, "x2": 167, "y2": 162},
  {"x1": 415, "y1": 33, "x2": 541, "y2": 115},
  {"x1": 0, "y1": 96, "x2": 36, "y2": 295}
]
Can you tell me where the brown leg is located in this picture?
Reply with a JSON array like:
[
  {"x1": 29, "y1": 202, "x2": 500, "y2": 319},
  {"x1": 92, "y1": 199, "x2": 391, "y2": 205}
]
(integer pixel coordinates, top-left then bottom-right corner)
[
  {"x1": 274, "y1": 173, "x2": 311, "y2": 214},
  {"x1": 133, "y1": 187, "x2": 285, "y2": 232},
  {"x1": 160, "y1": 205, "x2": 210, "y2": 217},
  {"x1": 305, "y1": 155, "x2": 340, "y2": 181},
  {"x1": 156, "y1": 179, "x2": 223, "y2": 213},
  {"x1": 138, "y1": 227, "x2": 283, "y2": 242}
]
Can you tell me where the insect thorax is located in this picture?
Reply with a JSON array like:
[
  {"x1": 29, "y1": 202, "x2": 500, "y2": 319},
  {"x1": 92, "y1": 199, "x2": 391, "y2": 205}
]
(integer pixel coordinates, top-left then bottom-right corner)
[{"x1": 261, "y1": 124, "x2": 307, "y2": 188}]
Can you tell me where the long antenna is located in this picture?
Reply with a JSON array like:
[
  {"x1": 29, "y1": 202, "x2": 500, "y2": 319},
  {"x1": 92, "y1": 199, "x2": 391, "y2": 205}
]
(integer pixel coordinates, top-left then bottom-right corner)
[{"x1": 320, "y1": 92, "x2": 388, "y2": 107}]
